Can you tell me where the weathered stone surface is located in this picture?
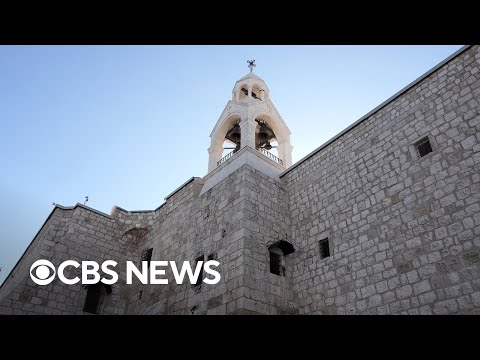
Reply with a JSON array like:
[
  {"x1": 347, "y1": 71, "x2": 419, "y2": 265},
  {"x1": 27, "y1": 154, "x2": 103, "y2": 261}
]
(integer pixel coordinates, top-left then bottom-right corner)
[
  {"x1": 1, "y1": 45, "x2": 479, "y2": 315},
  {"x1": 281, "y1": 45, "x2": 480, "y2": 315}
]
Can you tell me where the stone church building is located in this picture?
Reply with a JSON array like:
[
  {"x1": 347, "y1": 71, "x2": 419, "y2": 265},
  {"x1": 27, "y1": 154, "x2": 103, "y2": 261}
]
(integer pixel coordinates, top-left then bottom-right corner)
[{"x1": 1, "y1": 45, "x2": 479, "y2": 315}]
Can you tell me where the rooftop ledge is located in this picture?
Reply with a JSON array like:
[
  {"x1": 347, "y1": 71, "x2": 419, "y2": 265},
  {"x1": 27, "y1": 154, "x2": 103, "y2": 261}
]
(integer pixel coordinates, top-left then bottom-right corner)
[{"x1": 279, "y1": 45, "x2": 472, "y2": 177}]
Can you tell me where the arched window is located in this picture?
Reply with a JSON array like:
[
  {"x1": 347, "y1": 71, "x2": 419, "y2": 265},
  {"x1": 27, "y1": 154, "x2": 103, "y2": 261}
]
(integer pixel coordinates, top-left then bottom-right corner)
[{"x1": 268, "y1": 240, "x2": 295, "y2": 277}]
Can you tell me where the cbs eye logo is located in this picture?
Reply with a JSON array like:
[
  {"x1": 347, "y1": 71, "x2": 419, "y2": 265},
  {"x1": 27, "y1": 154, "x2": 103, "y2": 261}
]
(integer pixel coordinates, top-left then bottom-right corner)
[{"x1": 30, "y1": 260, "x2": 56, "y2": 285}]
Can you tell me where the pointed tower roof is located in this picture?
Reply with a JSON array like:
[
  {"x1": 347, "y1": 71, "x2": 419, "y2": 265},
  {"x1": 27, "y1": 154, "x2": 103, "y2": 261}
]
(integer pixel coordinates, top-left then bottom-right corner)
[
  {"x1": 233, "y1": 60, "x2": 270, "y2": 93},
  {"x1": 237, "y1": 72, "x2": 264, "y2": 82}
]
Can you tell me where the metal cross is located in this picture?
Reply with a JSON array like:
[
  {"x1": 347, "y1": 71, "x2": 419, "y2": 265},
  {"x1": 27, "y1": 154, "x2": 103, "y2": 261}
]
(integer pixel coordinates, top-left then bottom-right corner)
[{"x1": 247, "y1": 59, "x2": 256, "y2": 72}]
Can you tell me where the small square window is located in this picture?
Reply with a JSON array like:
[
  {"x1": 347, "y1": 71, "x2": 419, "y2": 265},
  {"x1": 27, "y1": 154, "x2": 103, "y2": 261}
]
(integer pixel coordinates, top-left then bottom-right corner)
[
  {"x1": 319, "y1": 238, "x2": 330, "y2": 259},
  {"x1": 415, "y1": 137, "x2": 433, "y2": 158}
]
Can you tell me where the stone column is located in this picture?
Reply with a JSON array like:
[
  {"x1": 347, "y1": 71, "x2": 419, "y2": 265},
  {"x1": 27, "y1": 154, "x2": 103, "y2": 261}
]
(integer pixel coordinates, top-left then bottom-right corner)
[
  {"x1": 208, "y1": 144, "x2": 223, "y2": 172},
  {"x1": 277, "y1": 140, "x2": 293, "y2": 168},
  {"x1": 283, "y1": 141, "x2": 293, "y2": 168},
  {"x1": 239, "y1": 117, "x2": 257, "y2": 150},
  {"x1": 260, "y1": 89, "x2": 265, "y2": 101}
]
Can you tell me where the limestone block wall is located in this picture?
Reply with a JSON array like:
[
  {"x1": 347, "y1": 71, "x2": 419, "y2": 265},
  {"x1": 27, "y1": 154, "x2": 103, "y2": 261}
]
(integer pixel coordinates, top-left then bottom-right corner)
[
  {"x1": 124, "y1": 173, "x2": 247, "y2": 315},
  {"x1": 1, "y1": 46, "x2": 479, "y2": 316},
  {"x1": 0, "y1": 171, "x2": 252, "y2": 315},
  {"x1": 281, "y1": 45, "x2": 480, "y2": 314},
  {"x1": 0, "y1": 206, "x2": 128, "y2": 314},
  {"x1": 240, "y1": 166, "x2": 297, "y2": 314},
  {"x1": 124, "y1": 164, "x2": 295, "y2": 315}
]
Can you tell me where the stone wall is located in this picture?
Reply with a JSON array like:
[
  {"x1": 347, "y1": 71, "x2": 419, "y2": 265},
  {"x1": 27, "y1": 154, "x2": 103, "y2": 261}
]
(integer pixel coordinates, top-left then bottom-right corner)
[
  {"x1": 0, "y1": 206, "x2": 128, "y2": 314},
  {"x1": 281, "y1": 45, "x2": 480, "y2": 314},
  {"x1": 1, "y1": 45, "x2": 479, "y2": 315},
  {"x1": 123, "y1": 172, "x2": 245, "y2": 315},
  {"x1": 0, "y1": 169, "x2": 253, "y2": 315},
  {"x1": 120, "y1": 163, "x2": 296, "y2": 315},
  {"x1": 241, "y1": 166, "x2": 297, "y2": 314}
]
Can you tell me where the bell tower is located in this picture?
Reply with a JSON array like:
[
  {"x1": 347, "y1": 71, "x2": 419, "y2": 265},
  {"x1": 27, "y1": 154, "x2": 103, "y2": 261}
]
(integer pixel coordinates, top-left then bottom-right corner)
[{"x1": 207, "y1": 61, "x2": 292, "y2": 173}]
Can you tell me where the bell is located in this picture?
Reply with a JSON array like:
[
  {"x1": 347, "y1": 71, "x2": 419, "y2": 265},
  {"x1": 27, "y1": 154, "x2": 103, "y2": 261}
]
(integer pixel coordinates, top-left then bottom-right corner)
[
  {"x1": 264, "y1": 141, "x2": 272, "y2": 151},
  {"x1": 258, "y1": 123, "x2": 273, "y2": 142},
  {"x1": 226, "y1": 124, "x2": 241, "y2": 143}
]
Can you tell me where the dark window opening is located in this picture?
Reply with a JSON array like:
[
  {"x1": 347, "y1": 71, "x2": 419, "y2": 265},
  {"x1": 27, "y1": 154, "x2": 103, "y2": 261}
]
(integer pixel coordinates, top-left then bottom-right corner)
[
  {"x1": 83, "y1": 283, "x2": 101, "y2": 314},
  {"x1": 141, "y1": 248, "x2": 153, "y2": 268},
  {"x1": 319, "y1": 238, "x2": 330, "y2": 259},
  {"x1": 194, "y1": 255, "x2": 204, "y2": 287},
  {"x1": 268, "y1": 240, "x2": 295, "y2": 256},
  {"x1": 138, "y1": 290, "x2": 143, "y2": 300},
  {"x1": 270, "y1": 251, "x2": 285, "y2": 276},
  {"x1": 207, "y1": 253, "x2": 217, "y2": 261},
  {"x1": 415, "y1": 137, "x2": 433, "y2": 157}
]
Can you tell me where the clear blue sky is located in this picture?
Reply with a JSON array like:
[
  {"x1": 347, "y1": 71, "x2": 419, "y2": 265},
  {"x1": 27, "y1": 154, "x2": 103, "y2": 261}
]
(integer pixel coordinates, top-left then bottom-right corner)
[{"x1": 0, "y1": 45, "x2": 463, "y2": 285}]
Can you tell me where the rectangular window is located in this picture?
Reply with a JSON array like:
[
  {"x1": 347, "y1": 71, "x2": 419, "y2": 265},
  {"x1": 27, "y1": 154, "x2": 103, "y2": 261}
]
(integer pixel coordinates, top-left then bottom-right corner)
[
  {"x1": 194, "y1": 255, "x2": 204, "y2": 287},
  {"x1": 319, "y1": 238, "x2": 330, "y2": 259},
  {"x1": 270, "y1": 252, "x2": 282, "y2": 276},
  {"x1": 83, "y1": 284, "x2": 101, "y2": 314},
  {"x1": 415, "y1": 136, "x2": 433, "y2": 157},
  {"x1": 141, "y1": 248, "x2": 153, "y2": 269}
]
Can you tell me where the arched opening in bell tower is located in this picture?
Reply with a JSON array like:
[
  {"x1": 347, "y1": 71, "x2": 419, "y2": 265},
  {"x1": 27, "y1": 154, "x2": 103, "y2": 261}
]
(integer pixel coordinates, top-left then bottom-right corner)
[
  {"x1": 234, "y1": 83, "x2": 265, "y2": 102},
  {"x1": 222, "y1": 121, "x2": 241, "y2": 158},
  {"x1": 251, "y1": 85, "x2": 262, "y2": 100},
  {"x1": 238, "y1": 87, "x2": 248, "y2": 101},
  {"x1": 208, "y1": 114, "x2": 243, "y2": 171},
  {"x1": 255, "y1": 117, "x2": 279, "y2": 159}
]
